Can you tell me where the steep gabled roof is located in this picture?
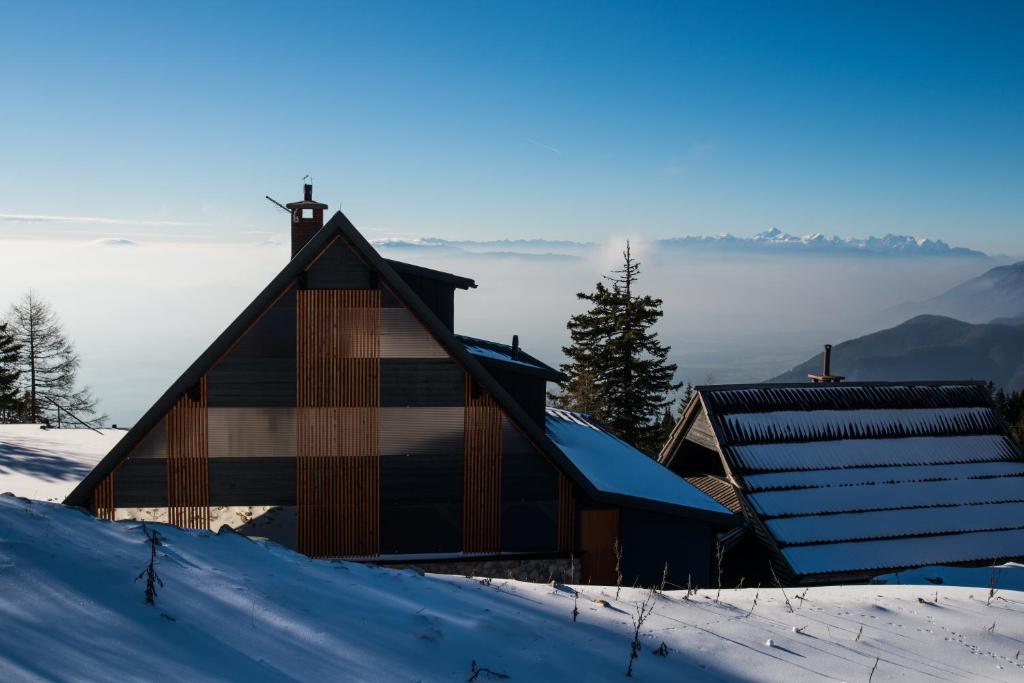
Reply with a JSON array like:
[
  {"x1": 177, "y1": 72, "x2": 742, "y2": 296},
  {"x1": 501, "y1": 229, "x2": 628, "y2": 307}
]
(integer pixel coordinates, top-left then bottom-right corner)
[
  {"x1": 457, "y1": 335, "x2": 567, "y2": 383},
  {"x1": 660, "y1": 381, "x2": 1024, "y2": 582},
  {"x1": 66, "y1": 211, "x2": 715, "y2": 521}
]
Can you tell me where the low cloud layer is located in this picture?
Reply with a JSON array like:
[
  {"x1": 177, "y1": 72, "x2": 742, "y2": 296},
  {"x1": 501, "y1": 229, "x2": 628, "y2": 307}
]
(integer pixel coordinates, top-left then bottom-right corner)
[{"x1": 0, "y1": 233, "x2": 996, "y2": 426}]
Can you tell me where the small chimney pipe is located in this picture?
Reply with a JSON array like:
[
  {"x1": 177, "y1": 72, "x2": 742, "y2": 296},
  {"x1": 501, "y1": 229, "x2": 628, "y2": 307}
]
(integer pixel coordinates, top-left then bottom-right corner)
[
  {"x1": 511, "y1": 334, "x2": 520, "y2": 361},
  {"x1": 822, "y1": 344, "x2": 832, "y2": 377},
  {"x1": 303, "y1": 183, "x2": 313, "y2": 201}
]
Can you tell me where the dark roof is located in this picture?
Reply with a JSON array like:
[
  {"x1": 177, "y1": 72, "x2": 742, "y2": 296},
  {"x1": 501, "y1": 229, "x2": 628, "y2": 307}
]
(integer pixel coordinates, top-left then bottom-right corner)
[
  {"x1": 456, "y1": 335, "x2": 567, "y2": 382},
  {"x1": 66, "y1": 212, "x2": 717, "y2": 521},
  {"x1": 384, "y1": 258, "x2": 476, "y2": 290},
  {"x1": 546, "y1": 408, "x2": 738, "y2": 526},
  {"x1": 661, "y1": 381, "x2": 1024, "y2": 581}
]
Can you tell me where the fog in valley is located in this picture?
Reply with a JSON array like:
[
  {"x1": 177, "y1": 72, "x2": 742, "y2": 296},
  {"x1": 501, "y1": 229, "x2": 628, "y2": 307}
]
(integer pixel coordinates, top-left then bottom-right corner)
[{"x1": 0, "y1": 234, "x2": 997, "y2": 425}]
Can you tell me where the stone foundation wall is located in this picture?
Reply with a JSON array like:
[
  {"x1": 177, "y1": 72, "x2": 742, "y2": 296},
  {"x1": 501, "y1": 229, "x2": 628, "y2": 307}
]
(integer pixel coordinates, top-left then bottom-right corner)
[{"x1": 385, "y1": 557, "x2": 580, "y2": 584}]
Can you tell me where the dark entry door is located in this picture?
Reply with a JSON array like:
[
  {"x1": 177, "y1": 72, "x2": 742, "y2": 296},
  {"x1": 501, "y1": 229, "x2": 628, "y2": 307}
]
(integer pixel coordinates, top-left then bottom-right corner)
[{"x1": 580, "y1": 508, "x2": 620, "y2": 585}]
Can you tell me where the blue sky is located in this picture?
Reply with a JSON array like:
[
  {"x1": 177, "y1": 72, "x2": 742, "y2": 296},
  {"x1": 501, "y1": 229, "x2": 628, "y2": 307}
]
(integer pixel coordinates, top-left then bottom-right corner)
[{"x1": 1, "y1": 1, "x2": 1021, "y2": 253}]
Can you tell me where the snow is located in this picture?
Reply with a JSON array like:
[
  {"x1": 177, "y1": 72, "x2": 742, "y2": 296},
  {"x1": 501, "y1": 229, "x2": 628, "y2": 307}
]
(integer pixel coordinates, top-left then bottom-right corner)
[
  {"x1": 766, "y1": 502, "x2": 1024, "y2": 545},
  {"x1": 544, "y1": 409, "x2": 731, "y2": 516},
  {"x1": 2, "y1": 495, "x2": 1023, "y2": 682},
  {"x1": 0, "y1": 425, "x2": 124, "y2": 502},
  {"x1": 784, "y1": 528, "x2": 1024, "y2": 575},
  {"x1": 874, "y1": 563, "x2": 1024, "y2": 591},
  {"x1": 744, "y1": 461, "x2": 1024, "y2": 491},
  {"x1": 730, "y1": 434, "x2": 1018, "y2": 471},
  {"x1": 459, "y1": 337, "x2": 549, "y2": 371},
  {"x1": 722, "y1": 407, "x2": 999, "y2": 443},
  {"x1": 748, "y1": 475, "x2": 1024, "y2": 516}
]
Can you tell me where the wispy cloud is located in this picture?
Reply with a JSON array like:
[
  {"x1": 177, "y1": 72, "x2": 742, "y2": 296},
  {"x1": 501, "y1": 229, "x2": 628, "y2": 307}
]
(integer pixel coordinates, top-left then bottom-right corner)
[
  {"x1": 525, "y1": 138, "x2": 564, "y2": 156},
  {"x1": 0, "y1": 213, "x2": 205, "y2": 227}
]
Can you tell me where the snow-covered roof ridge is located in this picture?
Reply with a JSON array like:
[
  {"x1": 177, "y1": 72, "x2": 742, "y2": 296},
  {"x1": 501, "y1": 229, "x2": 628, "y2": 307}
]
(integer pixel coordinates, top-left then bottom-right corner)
[{"x1": 544, "y1": 407, "x2": 736, "y2": 522}]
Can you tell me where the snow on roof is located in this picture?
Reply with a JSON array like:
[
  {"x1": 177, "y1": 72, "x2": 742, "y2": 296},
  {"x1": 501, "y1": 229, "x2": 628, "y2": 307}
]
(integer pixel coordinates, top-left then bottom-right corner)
[
  {"x1": 729, "y1": 434, "x2": 1018, "y2": 471},
  {"x1": 456, "y1": 335, "x2": 564, "y2": 379},
  {"x1": 784, "y1": 528, "x2": 1024, "y2": 575},
  {"x1": 744, "y1": 461, "x2": 1024, "y2": 491},
  {"x1": 720, "y1": 407, "x2": 1000, "y2": 444},
  {"x1": 682, "y1": 381, "x2": 1024, "y2": 579},
  {"x1": 767, "y1": 501, "x2": 1024, "y2": 545},
  {"x1": 0, "y1": 424, "x2": 125, "y2": 502},
  {"x1": 544, "y1": 408, "x2": 731, "y2": 518},
  {"x1": 748, "y1": 476, "x2": 1024, "y2": 517}
]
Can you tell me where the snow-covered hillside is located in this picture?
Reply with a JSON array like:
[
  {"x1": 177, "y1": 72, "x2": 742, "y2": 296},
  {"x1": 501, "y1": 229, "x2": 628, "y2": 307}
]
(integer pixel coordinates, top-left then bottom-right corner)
[
  {"x1": 0, "y1": 425, "x2": 123, "y2": 502},
  {"x1": 1, "y1": 495, "x2": 1022, "y2": 682}
]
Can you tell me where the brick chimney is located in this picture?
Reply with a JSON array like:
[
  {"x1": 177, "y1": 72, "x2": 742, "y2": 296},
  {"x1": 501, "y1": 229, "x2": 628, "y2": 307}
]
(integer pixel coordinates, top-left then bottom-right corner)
[{"x1": 286, "y1": 183, "x2": 328, "y2": 256}]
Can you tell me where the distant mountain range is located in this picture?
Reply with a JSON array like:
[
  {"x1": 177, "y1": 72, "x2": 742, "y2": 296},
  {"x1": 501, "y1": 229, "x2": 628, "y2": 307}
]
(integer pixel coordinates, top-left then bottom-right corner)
[
  {"x1": 886, "y1": 260, "x2": 1024, "y2": 324},
  {"x1": 654, "y1": 228, "x2": 990, "y2": 259},
  {"x1": 372, "y1": 230, "x2": 993, "y2": 260},
  {"x1": 771, "y1": 314, "x2": 1024, "y2": 389}
]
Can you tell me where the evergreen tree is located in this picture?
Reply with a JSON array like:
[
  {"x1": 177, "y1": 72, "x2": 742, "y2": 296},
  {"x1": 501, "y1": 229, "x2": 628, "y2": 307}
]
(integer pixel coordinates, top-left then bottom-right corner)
[
  {"x1": 677, "y1": 382, "x2": 696, "y2": 417},
  {"x1": 0, "y1": 322, "x2": 23, "y2": 421},
  {"x1": 555, "y1": 242, "x2": 680, "y2": 453},
  {"x1": 6, "y1": 291, "x2": 104, "y2": 426}
]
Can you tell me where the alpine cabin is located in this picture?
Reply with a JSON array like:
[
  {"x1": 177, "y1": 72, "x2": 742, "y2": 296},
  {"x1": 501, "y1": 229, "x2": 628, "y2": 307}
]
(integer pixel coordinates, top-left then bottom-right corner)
[
  {"x1": 65, "y1": 185, "x2": 737, "y2": 586},
  {"x1": 660, "y1": 381, "x2": 1024, "y2": 585}
]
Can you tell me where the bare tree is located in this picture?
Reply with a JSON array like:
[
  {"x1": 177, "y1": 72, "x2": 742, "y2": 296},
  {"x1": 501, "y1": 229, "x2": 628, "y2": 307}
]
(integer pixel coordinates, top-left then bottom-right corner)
[{"x1": 6, "y1": 291, "x2": 104, "y2": 426}]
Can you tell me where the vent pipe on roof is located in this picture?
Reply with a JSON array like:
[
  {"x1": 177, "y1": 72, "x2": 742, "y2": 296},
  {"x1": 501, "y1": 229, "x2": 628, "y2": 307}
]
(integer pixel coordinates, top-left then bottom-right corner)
[
  {"x1": 511, "y1": 334, "x2": 521, "y2": 361},
  {"x1": 808, "y1": 343, "x2": 845, "y2": 384}
]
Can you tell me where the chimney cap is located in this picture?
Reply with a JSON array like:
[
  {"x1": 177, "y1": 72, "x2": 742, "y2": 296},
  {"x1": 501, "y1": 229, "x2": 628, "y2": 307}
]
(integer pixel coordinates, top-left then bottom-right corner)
[{"x1": 286, "y1": 183, "x2": 328, "y2": 211}]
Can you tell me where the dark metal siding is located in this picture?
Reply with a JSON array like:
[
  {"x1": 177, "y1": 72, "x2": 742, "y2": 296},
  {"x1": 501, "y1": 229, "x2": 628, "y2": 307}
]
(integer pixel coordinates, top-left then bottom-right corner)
[
  {"x1": 380, "y1": 453, "x2": 463, "y2": 554},
  {"x1": 488, "y1": 367, "x2": 547, "y2": 426},
  {"x1": 501, "y1": 418, "x2": 559, "y2": 552},
  {"x1": 208, "y1": 457, "x2": 296, "y2": 506},
  {"x1": 208, "y1": 407, "x2": 297, "y2": 457},
  {"x1": 305, "y1": 238, "x2": 373, "y2": 289},
  {"x1": 380, "y1": 358, "x2": 465, "y2": 406},
  {"x1": 389, "y1": 273, "x2": 456, "y2": 331},
  {"x1": 113, "y1": 459, "x2": 168, "y2": 507},
  {"x1": 618, "y1": 508, "x2": 715, "y2": 589}
]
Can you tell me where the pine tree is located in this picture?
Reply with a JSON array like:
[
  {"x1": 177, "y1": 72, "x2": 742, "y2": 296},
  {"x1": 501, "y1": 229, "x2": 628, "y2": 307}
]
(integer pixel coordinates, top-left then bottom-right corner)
[
  {"x1": 555, "y1": 242, "x2": 680, "y2": 453},
  {"x1": 6, "y1": 291, "x2": 104, "y2": 426},
  {"x1": 0, "y1": 322, "x2": 23, "y2": 421}
]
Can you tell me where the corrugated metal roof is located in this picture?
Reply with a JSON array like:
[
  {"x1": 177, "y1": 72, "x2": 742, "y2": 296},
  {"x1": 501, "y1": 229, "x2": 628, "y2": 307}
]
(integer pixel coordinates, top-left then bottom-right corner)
[
  {"x1": 702, "y1": 382, "x2": 991, "y2": 416},
  {"x1": 744, "y1": 461, "x2": 1024, "y2": 491},
  {"x1": 783, "y1": 528, "x2": 1024, "y2": 576},
  {"x1": 729, "y1": 434, "x2": 1018, "y2": 472},
  {"x1": 679, "y1": 381, "x2": 1024, "y2": 580},
  {"x1": 720, "y1": 407, "x2": 1000, "y2": 444},
  {"x1": 749, "y1": 475, "x2": 1024, "y2": 517},
  {"x1": 767, "y1": 501, "x2": 1024, "y2": 545}
]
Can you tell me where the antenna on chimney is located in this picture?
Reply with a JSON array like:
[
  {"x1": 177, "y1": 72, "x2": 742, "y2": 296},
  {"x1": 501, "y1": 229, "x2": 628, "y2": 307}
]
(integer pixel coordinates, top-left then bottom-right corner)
[
  {"x1": 265, "y1": 196, "x2": 290, "y2": 213},
  {"x1": 808, "y1": 344, "x2": 844, "y2": 384}
]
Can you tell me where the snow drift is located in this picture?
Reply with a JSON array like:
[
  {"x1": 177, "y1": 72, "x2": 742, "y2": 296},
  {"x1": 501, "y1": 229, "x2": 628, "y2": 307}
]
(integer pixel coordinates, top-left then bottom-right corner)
[{"x1": 1, "y1": 495, "x2": 1023, "y2": 682}]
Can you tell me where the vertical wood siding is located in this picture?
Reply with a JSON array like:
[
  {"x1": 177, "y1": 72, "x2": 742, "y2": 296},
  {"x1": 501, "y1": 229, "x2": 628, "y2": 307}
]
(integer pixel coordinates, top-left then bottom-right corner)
[
  {"x1": 297, "y1": 289, "x2": 381, "y2": 558},
  {"x1": 166, "y1": 377, "x2": 210, "y2": 529},
  {"x1": 463, "y1": 372, "x2": 502, "y2": 552},
  {"x1": 93, "y1": 470, "x2": 116, "y2": 520},
  {"x1": 557, "y1": 474, "x2": 575, "y2": 553}
]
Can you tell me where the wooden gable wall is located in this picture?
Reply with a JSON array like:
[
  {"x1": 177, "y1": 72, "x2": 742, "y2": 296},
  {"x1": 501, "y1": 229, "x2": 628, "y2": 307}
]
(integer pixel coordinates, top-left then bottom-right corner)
[{"x1": 95, "y1": 235, "x2": 563, "y2": 559}]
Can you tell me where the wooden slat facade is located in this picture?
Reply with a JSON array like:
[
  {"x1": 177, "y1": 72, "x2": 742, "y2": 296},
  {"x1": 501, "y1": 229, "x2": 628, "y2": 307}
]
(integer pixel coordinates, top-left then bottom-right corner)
[
  {"x1": 93, "y1": 470, "x2": 116, "y2": 521},
  {"x1": 166, "y1": 376, "x2": 210, "y2": 529},
  {"x1": 296, "y1": 289, "x2": 381, "y2": 558},
  {"x1": 463, "y1": 373, "x2": 502, "y2": 552}
]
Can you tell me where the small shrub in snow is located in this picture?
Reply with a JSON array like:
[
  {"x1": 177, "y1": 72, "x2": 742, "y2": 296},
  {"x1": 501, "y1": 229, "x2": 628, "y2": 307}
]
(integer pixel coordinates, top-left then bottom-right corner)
[
  {"x1": 468, "y1": 660, "x2": 509, "y2": 681},
  {"x1": 135, "y1": 523, "x2": 164, "y2": 606},
  {"x1": 653, "y1": 642, "x2": 668, "y2": 657},
  {"x1": 625, "y1": 588, "x2": 657, "y2": 677}
]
